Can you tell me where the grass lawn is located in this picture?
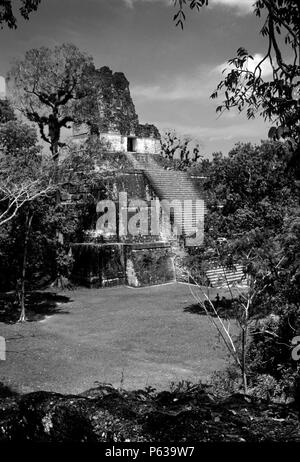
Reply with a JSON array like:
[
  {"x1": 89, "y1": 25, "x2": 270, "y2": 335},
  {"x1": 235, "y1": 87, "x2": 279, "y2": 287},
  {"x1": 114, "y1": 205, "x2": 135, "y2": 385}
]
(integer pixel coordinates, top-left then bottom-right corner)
[{"x1": 0, "y1": 282, "x2": 238, "y2": 394}]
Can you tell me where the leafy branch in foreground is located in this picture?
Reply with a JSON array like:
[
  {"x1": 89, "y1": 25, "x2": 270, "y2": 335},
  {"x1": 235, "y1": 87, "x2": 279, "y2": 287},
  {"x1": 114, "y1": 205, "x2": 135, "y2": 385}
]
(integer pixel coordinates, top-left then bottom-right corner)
[
  {"x1": 0, "y1": 0, "x2": 41, "y2": 28},
  {"x1": 173, "y1": 1, "x2": 300, "y2": 146}
]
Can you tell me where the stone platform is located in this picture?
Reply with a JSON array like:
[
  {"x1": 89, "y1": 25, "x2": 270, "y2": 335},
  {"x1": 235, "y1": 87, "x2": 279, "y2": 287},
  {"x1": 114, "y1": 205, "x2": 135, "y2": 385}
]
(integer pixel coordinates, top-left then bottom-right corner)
[{"x1": 71, "y1": 241, "x2": 175, "y2": 288}]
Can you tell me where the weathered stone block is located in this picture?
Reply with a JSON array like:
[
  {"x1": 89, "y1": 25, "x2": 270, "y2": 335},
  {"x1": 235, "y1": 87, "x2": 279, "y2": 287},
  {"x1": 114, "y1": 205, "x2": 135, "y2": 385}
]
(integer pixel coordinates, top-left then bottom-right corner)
[
  {"x1": 71, "y1": 243, "x2": 125, "y2": 288},
  {"x1": 125, "y1": 242, "x2": 175, "y2": 287}
]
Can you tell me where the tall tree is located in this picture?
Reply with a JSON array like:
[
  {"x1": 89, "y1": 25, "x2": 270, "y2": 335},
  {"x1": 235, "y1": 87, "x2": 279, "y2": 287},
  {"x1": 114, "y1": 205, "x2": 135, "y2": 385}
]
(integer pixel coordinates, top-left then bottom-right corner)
[
  {"x1": 0, "y1": 113, "x2": 55, "y2": 321},
  {"x1": 8, "y1": 43, "x2": 95, "y2": 161},
  {"x1": 0, "y1": 120, "x2": 53, "y2": 227}
]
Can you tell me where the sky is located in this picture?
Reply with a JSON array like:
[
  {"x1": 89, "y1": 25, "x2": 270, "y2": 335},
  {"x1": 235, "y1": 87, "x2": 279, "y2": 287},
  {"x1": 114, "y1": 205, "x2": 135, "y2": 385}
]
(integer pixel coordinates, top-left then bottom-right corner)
[{"x1": 0, "y1": 0, "x2": 272, "y2": 156}]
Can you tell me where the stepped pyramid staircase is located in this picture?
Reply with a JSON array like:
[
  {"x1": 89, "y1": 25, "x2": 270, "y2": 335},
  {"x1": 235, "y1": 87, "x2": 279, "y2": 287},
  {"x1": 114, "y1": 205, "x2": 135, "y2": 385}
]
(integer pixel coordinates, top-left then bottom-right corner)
[
  {"x1": 125, "y1": 152, "x2": 247, "y2": 287},
  {"x1": 125, "y1": 152, "x2": 205, "y2": 246},
  {"x1": 205, "y1": 264, "x2": 247, "y2": 288}
]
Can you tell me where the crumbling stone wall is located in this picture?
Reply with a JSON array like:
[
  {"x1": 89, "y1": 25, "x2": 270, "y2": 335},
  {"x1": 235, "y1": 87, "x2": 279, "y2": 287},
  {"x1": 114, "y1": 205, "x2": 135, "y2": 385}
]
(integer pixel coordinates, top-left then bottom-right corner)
[
  {"x1": 72, "y1": 67, "x2": 160, "y2": 153},
  {"x1": 96, "y1": 66, "x2": 139, "y2": 135},
  {"x1": 125, "y1": 243, "x2": 175, "y2": 287}
]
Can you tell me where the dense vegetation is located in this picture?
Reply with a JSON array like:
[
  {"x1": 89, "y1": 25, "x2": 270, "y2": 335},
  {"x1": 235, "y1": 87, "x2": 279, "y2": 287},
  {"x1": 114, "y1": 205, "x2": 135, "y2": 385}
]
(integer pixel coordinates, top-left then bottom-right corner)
[
  {"x1": 176, "y1": 140, "x2": 299, "y2": 399},
  {"x1": 168, "y1": 0, "x2": 300, "y2": 400},
  {"x1": 0, "y1": 3, "x2": 299, "y2": 416},
  {"x1": 0, "y1": 0, "x2": 299, "y2": 443}
]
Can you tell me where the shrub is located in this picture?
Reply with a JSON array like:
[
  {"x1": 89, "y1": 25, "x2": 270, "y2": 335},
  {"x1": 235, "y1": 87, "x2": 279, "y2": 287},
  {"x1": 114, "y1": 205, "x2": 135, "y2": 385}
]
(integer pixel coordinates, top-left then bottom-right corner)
[{"x1": 209, "y1": 366, "x2": 241, "y2": 397}]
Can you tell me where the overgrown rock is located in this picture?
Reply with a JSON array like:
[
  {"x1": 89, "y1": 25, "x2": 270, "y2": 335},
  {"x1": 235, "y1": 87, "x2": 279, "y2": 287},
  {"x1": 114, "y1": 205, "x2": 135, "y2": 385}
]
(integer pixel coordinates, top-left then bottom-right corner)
[{"x1": 0, "y1": 384, "x2": 299, "y2": 442}]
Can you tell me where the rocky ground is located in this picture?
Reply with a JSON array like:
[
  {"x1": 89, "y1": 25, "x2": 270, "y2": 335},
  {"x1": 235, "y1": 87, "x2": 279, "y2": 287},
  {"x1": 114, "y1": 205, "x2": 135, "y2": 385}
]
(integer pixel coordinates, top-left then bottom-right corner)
[{"x1": 0, "y1": 383, "x2": 299, "y2": 442}]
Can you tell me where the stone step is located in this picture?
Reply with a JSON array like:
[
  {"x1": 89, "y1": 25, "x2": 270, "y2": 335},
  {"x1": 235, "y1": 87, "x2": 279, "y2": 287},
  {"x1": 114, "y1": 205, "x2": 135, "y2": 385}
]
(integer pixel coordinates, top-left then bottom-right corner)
[
  {"x1": 125, "y1": 152, "x2": 205, "y2": 244},
  {"x1": 206, "y1": 265, "x2": 246, "y2": 288}
]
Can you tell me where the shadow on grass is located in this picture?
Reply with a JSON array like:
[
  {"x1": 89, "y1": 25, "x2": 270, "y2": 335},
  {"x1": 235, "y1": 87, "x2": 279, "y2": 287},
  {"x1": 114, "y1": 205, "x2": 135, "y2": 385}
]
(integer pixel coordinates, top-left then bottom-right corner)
[
  {"x1": 0, "y1": 382, "x2": 18, "y2": 398},
  {"x1": 184, "y1": 297, "x2": 238, "y2": 319},
  {"x1": 0, "y1": 292, "x2": 72, "y2": 324}
]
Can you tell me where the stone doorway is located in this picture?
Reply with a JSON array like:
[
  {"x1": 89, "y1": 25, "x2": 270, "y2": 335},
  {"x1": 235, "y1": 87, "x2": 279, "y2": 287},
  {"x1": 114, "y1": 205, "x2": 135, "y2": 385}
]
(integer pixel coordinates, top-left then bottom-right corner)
[{"x1": 127, "y1": 136, "x2": 137, "y2": 152}]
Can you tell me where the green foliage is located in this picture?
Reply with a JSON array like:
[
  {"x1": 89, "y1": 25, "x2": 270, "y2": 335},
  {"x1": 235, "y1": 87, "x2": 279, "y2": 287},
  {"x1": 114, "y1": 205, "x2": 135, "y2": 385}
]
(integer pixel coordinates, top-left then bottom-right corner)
[
  {"x1": 209, "y1": 366, "x2": 241, "y2": 398},
  {"x1": 202, "y1": 142, "x2": 297, "y2": 260},
  {"x1": 0, "y1": 115, "x2": 50, "y2": 289},
  {"x1": 186, "y1": 141, "x2": 298, "y2": 276},
  {"x1": 0, "y1": 111, "x2": 97, "y2": 292},
  {"x1": 183, "y1": 141, "x2": 300, "y2": 395},
  {"x1": 247, "y1": 306, "x2": 300, "y2": 377},
  {"x1": 211, "y1": 364, "x2": 299, "y2": 402},
  {"x1": 0, "y1": 119, "x2": 41, "y2": 164},
  {"x1": 160, "y1": 130, "x2": 202, "y2": 170},
  {"x1": 0, "y1": 99, "x2": 15, "y2": 123}
]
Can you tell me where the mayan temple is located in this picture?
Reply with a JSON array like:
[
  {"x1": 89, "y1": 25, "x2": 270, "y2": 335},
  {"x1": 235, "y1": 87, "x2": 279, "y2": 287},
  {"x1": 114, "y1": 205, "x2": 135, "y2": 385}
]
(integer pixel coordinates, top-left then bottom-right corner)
[
  {"x1": 63, "y1": 67, "x2": 206, "y2": 288},
  {"x1": 72, "y1": 66, "x2": 161, "y2": 154}
]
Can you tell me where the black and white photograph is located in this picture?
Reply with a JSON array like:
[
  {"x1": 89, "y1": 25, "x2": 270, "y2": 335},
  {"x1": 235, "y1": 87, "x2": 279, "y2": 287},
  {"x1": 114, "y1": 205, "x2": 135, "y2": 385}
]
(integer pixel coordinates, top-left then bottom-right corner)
[{"x1": 0, "y1": 0, "x2": 300, "y2": 450}]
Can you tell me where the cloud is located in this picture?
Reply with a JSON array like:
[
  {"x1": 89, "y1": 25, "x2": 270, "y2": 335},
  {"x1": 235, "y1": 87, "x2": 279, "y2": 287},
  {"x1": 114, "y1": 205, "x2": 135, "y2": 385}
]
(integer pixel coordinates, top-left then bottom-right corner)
[
  {"x1": 132, "y1": 51, "x2": 274, "y2": 104},
  {"x1": 214, "y1": 53, "x2": 273, "y2": 78},
  {"x1": 122, "y1": 0, "x2": 254, "y2": 14},
  {"x1": 123, "y1": 0, "x2": 134, "y2": 7},
  {"x1": 210, "y1": 0, "x2": 254, "y2": 15},
  {"x1": 123, "y1": 0, "x2": 171, "y2": 8},
  {"x1": 132, "y1": 69, "x2": 210, "y2": 101},
  {"x1": 132, "y1": 82, "x2": 203, "y2": 101},
  {"x1": 158, "y1": 120, "x2": 265, "y2": 142}
]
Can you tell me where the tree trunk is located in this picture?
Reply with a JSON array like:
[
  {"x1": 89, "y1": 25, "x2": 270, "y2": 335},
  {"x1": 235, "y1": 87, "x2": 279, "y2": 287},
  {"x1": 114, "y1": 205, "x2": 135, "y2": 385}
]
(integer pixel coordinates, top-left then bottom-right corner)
[
  {"x1": 241, "y1": 324, "x2": 248, "y2": 394},
  {"x1": 51, "y1": 141, "x2": 59, "y2": 162},
  {"x1": 51, "y1": 151, "x2": 68, "y2": 289},
  {"x1": 18, "y1": 212, "x2": 33, "y2": 323}
]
